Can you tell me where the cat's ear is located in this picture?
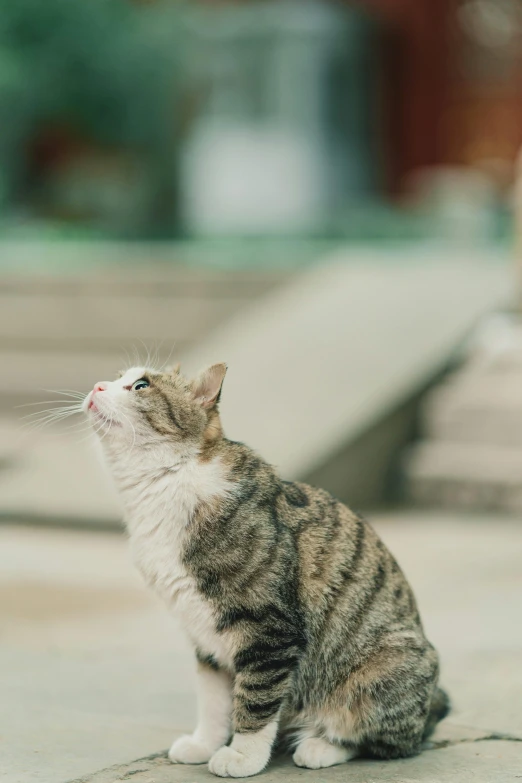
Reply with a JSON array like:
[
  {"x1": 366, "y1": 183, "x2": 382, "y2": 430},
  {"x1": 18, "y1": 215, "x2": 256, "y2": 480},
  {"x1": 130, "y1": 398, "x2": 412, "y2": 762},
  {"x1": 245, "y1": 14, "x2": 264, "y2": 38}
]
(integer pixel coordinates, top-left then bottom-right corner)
[
  {"x1": 192, "y1": 363, "x2": 227, "y2": 409},
  {"x1": 170, "y1": 362, "x2": 181, "y2": 375}
]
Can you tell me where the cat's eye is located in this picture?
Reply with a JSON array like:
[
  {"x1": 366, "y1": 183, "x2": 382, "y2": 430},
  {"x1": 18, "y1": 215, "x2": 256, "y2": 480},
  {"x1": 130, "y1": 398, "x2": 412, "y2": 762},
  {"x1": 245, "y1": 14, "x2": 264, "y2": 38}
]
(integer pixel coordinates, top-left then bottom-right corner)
[{"x1": 132, "y1": 379, "x2": 150, "y2": 391}]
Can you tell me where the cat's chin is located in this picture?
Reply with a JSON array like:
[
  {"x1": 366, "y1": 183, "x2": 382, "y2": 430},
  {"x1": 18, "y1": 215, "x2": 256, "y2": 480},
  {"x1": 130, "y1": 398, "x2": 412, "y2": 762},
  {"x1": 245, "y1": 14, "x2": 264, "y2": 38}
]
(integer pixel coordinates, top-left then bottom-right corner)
[{"x1": 90, "y1": 408, "x2": 122, "y2": 429}]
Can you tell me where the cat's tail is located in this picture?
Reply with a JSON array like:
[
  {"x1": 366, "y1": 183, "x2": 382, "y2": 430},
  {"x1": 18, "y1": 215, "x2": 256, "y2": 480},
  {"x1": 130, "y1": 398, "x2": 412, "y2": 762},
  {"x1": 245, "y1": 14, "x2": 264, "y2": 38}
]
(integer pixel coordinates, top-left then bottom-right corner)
[{"x1": 423, "y1": 687, "x2": 451, "y2": 740}]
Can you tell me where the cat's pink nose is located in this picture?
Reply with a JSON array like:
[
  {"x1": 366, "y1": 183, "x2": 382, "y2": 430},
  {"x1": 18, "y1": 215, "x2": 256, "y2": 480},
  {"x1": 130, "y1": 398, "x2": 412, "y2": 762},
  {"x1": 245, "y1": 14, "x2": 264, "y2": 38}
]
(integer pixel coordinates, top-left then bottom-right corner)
[{"x1": 93, "y1": 382, "x2": 107, "y2": 394}]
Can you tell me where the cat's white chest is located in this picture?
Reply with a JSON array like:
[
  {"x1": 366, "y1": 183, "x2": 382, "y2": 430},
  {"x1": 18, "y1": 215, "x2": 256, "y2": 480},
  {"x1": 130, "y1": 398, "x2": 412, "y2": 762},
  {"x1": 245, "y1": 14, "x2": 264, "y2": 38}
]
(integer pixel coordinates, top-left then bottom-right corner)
[
  {"x1": 130, "y1": 523, "x2": 227, "y2": 660},
  {"x1": 116, "y1": 456, "x2": 234, "y2": 667}
]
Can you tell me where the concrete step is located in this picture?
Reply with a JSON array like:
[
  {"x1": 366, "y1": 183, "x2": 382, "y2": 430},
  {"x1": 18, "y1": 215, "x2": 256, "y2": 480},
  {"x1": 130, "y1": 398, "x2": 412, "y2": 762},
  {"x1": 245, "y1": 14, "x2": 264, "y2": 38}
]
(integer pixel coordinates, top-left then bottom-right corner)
[
  {"x1": 4, "y1": 291, "x2": 259, "y2": 352},
  {"x1": 406, "y1": 440, "x2": 522, "y2": 512},
  {"x1": 404, "y1": 314, "x2": 522, "y2": 511},
  {"x1": 1, "y1": 263, "x2": 289, "y2": 409},
  {"x1": 2, "y1": 267, "x2": 287, "y2": 351},
  {"x1": 182, "y1": 249, "x2": 511, "y2": 503},
  {"x1": 423, "y1": 369, "x2": 522, "y2": 448},
  {"x1": 3, "y1": 247, "x2": 511, "y2": 527}
]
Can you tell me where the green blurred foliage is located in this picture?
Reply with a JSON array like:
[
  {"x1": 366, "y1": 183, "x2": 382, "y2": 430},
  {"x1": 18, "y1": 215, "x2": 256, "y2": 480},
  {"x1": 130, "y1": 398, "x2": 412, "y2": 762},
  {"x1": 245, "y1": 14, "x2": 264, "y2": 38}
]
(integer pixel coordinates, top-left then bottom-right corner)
[{"x1": 0, "y1": 0, "x2": 187, "y2": 224}]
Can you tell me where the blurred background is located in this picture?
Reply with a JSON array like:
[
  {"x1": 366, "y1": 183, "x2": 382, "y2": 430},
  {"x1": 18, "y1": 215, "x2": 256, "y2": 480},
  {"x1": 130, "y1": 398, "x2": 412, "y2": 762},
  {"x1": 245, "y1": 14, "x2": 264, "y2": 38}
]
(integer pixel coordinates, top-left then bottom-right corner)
[
  {"x1": 2, "y1": 2, "x2": 522, "y2": 782},
  {"x1": 0, "y1": 0, "x2": 520, "y2": 242}
]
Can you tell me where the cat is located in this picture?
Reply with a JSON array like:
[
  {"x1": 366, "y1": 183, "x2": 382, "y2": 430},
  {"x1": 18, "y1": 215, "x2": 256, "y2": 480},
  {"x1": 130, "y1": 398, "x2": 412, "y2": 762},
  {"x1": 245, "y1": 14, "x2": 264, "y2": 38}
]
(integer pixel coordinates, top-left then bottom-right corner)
[{"x1": 82, "y1": 361, "x2": 449, "y2": 778}]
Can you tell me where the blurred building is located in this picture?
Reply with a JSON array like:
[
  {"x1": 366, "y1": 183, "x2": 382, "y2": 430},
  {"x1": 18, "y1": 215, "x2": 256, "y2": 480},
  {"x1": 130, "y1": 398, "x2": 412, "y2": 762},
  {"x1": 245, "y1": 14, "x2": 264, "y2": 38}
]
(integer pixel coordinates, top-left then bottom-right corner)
[
  {"x1": 343, "y1": 0, "x2": 522, "y2": 192},
  {"x1": 180, "y1": 1, "x2": 380, "y2": 234},
  {"x1": 1, "y1": 0, "x2": 521, "y2": 237}
]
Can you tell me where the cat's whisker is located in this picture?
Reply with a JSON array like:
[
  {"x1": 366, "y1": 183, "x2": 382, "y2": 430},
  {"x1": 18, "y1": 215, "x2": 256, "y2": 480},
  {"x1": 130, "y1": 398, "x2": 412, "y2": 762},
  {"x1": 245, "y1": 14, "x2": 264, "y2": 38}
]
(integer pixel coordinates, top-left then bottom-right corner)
[
  {"x1": 121, "y1": 344, "x2": 133, "y2": 372},
  {"x1": 20, "y1": 406, "x2": 83, "y2": 431},
  {"x1": 16, "y1": 399, "x2": 83, "y2": 409},
  {"x1": 118, "y1": 409, "x2": 136, "y2": 449},
  {"x1": 77, "y1": 411, "x2": 115, "y2": 444},
  {"x1": 97, "y1": 420, "x2": 114, "y2": 443},
  {"x1": 147, "y1": 340, "x2": 154, "y2": 368},
  {"x1": 42, "y1": 388, "x2": 86, "y2": 399},
  {"x1": 20, "y1": 404, "x2": 82, "y2": 418},
  {"x1": 137, "y1": 337, "x2": 153, "y2": 369},
  {"x1": 20, "y1": 413, "x2": 83, "y2": 430},
  {"x1": 161, "y1": 341, "x2": 177, "y2": 372},
  {"x1": 19, "y1": 415, "x2": 79, "y2": 430},
  {"x1": 151, "y1": 339, "x2": 164, "y2": 370},
  {"x1": 130, "y1": 341, "x2": 141, "y2": 367},
  {"x1": 76, "y1": 422, "x2": 106, "y2": 444},
  {"x1": 61, "y1": 416, "x2": 99, "y2": 431},
  {"x1": 21, "y1": 409, "x2": 82, "y2": 424},
  {"x1": 21, "y1": 417, "x2": 81, "y2": 434},
  {"x1": 72, "y1": 427, "x2": 101, "y2": 442},
  {"x1": 27, "y1": 420, "x2": 91, "y2": 438}
]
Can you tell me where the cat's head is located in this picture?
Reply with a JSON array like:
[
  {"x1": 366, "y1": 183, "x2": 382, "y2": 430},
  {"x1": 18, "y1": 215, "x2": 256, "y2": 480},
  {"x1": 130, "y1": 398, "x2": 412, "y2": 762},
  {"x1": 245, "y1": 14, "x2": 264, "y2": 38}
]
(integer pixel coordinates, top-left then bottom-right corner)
[{"x1": 82, "y1": 362, "x2": 227, "y2": 451}]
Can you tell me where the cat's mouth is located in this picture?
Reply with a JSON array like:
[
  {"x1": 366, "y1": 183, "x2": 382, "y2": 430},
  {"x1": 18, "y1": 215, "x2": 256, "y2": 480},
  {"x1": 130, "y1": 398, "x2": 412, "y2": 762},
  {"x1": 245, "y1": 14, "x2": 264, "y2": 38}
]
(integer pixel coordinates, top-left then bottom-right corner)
[
  {"x1": 83, "y1": 392, "x2": 121, "y2": 428},
  {"x1": 86, "y1": 401, "x2": 120, "y2": 428}
]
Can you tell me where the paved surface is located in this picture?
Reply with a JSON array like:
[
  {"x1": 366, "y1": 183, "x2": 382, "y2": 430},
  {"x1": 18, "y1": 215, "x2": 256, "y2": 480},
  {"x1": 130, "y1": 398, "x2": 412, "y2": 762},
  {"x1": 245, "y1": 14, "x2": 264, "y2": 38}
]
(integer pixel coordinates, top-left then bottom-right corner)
[
  {"x1": 1, "y1": 510, "x2": 521, "y2": 783},
  {"x1": 69, "y1": 738, "x2": 522, "y2": 783}
]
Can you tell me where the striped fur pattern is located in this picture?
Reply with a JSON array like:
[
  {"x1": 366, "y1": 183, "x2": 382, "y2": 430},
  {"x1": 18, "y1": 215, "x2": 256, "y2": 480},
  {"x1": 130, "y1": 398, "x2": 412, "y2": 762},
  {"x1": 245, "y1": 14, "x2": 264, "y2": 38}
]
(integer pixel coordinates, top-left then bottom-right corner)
[{"x1": 83, "y1": 363, "x2": 449, "y2": 778}]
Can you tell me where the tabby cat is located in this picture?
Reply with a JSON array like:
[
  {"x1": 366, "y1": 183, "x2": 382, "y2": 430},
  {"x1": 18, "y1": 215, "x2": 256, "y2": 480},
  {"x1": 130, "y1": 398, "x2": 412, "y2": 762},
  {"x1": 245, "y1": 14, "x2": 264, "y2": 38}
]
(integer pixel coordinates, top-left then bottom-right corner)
[{"x1": 83, "y1": 362, "x2": 449, "y2": 778}]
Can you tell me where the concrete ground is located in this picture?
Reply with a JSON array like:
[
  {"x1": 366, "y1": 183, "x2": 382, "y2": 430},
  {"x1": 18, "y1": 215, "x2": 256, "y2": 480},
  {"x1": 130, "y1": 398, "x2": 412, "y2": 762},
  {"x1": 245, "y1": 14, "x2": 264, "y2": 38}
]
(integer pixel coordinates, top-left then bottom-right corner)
[{"x1": 1, "y1": 511, "x2": 521, "y2": 783}]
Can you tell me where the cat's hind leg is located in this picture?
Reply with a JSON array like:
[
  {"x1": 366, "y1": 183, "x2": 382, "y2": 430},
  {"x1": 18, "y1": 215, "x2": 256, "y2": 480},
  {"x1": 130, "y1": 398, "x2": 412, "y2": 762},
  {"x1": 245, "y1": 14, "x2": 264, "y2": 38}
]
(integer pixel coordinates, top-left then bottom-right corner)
[
  {"x1": 351, "y1": 640, "x2": 442, "y2": 760},
  {"x1": 287, "y1": 713, "x2": 358, "y2": 770},
  {"x1": 293, "y1": 737, "x2": 357, "y2": 769}
]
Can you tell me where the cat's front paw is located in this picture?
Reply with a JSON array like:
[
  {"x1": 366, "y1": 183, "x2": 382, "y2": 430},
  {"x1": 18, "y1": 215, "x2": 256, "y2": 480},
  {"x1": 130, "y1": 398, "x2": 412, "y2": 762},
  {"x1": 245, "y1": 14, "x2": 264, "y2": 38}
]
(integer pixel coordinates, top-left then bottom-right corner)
[
  {"x1": 208, "y1": 745, "x2": 266, "y2": 778},
  {"x1": 169, "y1": 734, "x2": 213, "y2": 764}
]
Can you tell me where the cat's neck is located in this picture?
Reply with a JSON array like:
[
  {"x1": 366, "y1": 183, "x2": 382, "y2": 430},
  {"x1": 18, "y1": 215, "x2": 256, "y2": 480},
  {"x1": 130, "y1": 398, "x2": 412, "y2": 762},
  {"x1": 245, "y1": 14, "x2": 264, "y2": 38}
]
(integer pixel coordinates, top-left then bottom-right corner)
[
  {"x1": 100, "y1": 438, "x2": 233, "y2": 532},
  {"x1": 101, "y1": 437, "x2": 191, "y2": 478}
]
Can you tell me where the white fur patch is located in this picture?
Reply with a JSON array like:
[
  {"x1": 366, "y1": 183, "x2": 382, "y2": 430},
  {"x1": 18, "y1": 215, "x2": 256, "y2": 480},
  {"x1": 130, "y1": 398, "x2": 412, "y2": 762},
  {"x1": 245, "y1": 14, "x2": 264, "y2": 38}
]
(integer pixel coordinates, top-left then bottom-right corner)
[
  {"x1": 289, "y1": 707, "x2": 359, "y2": 749},
  {"x1": 119, "y1": 452, "x2": 234, "y2": 666},
  {"x1": 292, "y1": 737, "x2": 356, "y2": 769},
  {"x1": 209, "y1": 720, "x2": 278, "y2": 778}
]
